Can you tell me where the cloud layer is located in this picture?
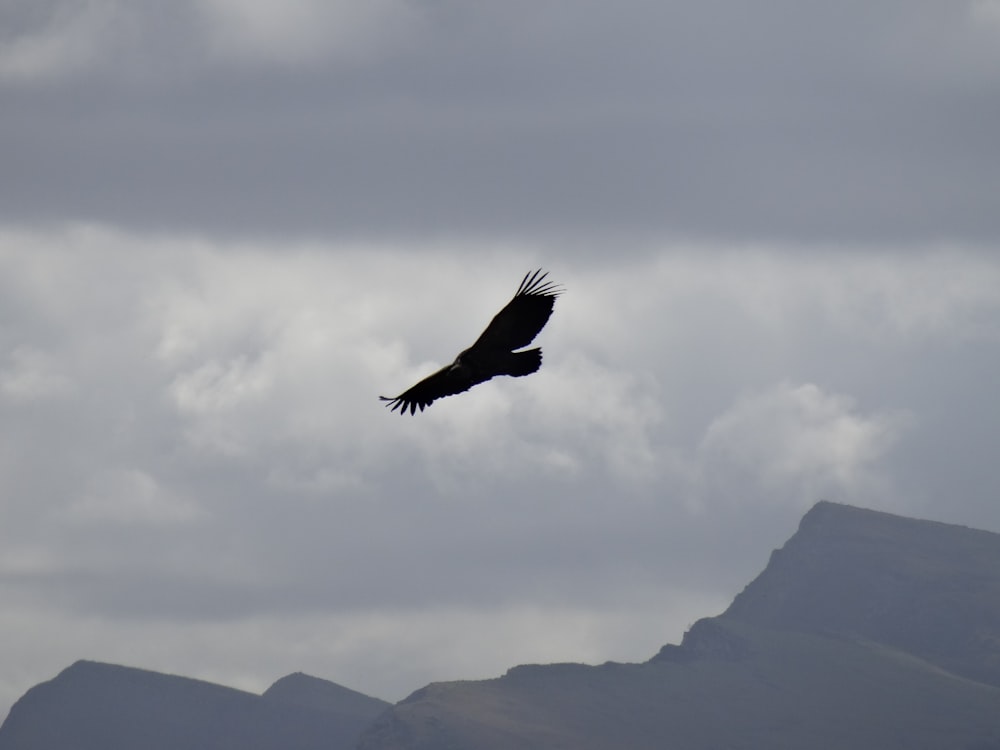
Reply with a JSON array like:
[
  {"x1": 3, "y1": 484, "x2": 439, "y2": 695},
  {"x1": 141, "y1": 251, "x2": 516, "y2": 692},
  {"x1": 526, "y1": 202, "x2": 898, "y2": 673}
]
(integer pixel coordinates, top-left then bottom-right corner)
[
  {"x1": 3, "y1": 228, "x2": 998, "y2": 710},
  {"x1": 3, "y1": 1, "x2": 1000, "y2": 240},
  {"x1": 3, "y1": 0, "x2": 1000, "y2": 720}
]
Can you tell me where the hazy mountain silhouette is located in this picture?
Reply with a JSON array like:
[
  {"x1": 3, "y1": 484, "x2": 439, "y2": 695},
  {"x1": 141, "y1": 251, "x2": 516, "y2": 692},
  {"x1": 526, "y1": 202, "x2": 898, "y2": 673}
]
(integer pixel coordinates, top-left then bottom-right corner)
[
  {"x1": 5, "y1": 502, "x2": 1000, "y2": 749},
  {"x1": 718, "y1": 500, "x2": 1000, "y2": 687},
  {"x1": 357, "y1": 502, "x2": 1000, "y2": 749},
  {"x1": 0, "y1": 661, "x2": 388, "y2": 750}
]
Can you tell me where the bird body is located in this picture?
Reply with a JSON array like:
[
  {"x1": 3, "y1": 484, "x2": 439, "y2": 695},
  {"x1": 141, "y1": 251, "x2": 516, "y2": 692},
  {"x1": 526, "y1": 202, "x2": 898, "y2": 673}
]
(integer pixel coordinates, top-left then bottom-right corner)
[{"x1": 380, "y1": 270, "x2": 562, "y2": 414}]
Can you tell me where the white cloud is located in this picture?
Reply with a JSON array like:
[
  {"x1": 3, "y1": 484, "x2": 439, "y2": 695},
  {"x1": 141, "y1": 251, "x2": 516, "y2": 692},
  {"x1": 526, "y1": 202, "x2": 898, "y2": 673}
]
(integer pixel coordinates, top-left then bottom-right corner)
[
  {"x1": 0, "y1": 0, "x2": 421, "y2": 81},
  {"x1": 1, "y1": 226, "x2": 998, "y2": 722},
  {"x1": 61, "y1": 468, "x2": 207, "y2": 525},
  {"x1": 0, "y1": 1, "x2": 131, "y2": 80},
  {"x1": 193, "y1": 0, "x2": 423, "y2": 65},
  {"x1": 525, "y1": 352, "x2": 665, "y2": 482},
  {"x1": 698, "y1": 382, "x2": 913, "y2": 507},
  {"x1": 0, "y1": 346, "x2": 74, "y2": 401},
  {"x1": 170, "y1": 356, "x2": 275, "y2": 415},
  {"x1": 809, "y1": 250, "x2": 1000, "y2": 343}
]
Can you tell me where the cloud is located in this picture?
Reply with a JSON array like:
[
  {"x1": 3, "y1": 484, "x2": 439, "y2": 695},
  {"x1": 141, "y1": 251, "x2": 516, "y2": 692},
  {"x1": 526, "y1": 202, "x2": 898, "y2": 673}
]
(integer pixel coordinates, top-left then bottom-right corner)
[
  {"x1": 0, "y1": 346, "x2": 74, "y2": 400},
  {"x1": 2, "y1": 0, "x2": 1000, "y2": 723},
  {"x1": 0, "y1": 1, "x2": 131, "y2": 81},
  {"x1": 0, "y1": 0, "x2": 422, "y2": 81},
  {"x1": 802, "y1": 250, "x2": 1000, "y2": 343},
  {"x1": 193, "y1": 0, "x2": 423, "y2": 66},
  {"x1": 697, "y1": 382, "x2": 914, "y2": 508},
  {"x1": 0, "y1": 591, "x2": 727, "y2": 708},
  {"x1": 61, "y1": 469, "x2": 207, "y2": 526},
  {"x1": 1, "y1": 227, "x2": 999, "y2": 721},
  {"x1": 3, "y1": 2, "x2": 999, "y2": 241},
  {"x1": 972, "y1": 0, "x2": 1000, "y2": 27}
]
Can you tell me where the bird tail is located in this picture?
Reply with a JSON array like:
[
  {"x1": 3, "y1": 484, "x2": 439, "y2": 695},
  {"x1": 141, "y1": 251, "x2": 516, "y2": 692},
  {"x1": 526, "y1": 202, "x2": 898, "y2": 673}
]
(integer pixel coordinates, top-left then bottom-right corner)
[{"x1": 504, "y1": 348, "x2": 542, "y2": 377}]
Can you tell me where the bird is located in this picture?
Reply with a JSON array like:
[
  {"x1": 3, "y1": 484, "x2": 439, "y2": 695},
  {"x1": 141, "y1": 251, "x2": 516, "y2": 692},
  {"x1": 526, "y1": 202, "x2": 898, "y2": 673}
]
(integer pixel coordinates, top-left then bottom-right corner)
[{"x1": 380, "y1": 269, "x2": 562, "y2": 414}]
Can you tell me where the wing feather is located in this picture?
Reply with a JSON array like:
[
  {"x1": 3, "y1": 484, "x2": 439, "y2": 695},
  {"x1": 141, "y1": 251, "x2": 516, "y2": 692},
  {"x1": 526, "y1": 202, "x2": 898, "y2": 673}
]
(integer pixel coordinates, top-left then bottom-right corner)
[
  {"x1": 379, "y1": 363, "x2": 478, "y2": 415},
  {"x1": 470, "y1": 269, "x2": 562, "y2": 352}
]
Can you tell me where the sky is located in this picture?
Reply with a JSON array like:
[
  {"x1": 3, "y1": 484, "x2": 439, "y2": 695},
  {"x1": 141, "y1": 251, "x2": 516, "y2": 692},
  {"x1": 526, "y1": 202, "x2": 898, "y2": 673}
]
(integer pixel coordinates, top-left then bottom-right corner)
[{"x1": 2, "y1": 0, "x2": 1000, "y2": 718}]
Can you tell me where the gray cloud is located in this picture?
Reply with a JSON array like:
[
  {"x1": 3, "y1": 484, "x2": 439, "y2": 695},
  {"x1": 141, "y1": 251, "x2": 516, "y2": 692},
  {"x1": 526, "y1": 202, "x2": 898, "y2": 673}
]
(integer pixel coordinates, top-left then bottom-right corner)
[
  {"x1": 2, "y1": 0, "x2": 1000, "y2": 721},
  {"x1": 3, "y1": 1, "x2": 1000, "y2": 241},
  {"x1": 2, "y1": 231, "x2": 999, "y2": 713}
]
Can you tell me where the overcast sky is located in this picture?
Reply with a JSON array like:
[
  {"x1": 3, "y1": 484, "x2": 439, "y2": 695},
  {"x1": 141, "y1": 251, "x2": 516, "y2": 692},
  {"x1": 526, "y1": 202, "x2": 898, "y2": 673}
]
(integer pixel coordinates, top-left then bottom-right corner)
[{"x1": 2, "y1": 0, "x2": 1000, "y2": 718}]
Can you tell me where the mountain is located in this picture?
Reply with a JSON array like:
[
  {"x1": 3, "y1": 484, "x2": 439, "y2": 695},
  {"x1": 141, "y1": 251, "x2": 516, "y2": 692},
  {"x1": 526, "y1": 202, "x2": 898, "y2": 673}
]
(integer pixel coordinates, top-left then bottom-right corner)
[
  {"x1": 0, "y1": 661, "x2": 388, "y2": 750},
  {"x1": 6, "y1": 502, "x2": 1000, "y2": 749},
  {"x1": 719, "y1": 500, "x2": 1000, "y2": 687},
  {"x1": 263, "y1": 671, "x2": 389, "y2": 720},
  {"x1": 357, "y1": 502, "x2": 1000, "y2": 750}
]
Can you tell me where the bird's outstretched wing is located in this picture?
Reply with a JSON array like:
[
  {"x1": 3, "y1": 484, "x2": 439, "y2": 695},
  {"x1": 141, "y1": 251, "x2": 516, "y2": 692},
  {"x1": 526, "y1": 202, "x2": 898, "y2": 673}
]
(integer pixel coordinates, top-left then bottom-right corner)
[
  {"x1": 379, "y1": 363, "x2": 481, "y2": 415},
  {"x1": 469, "y1": 269, "x2": 562, "y2": 352}
]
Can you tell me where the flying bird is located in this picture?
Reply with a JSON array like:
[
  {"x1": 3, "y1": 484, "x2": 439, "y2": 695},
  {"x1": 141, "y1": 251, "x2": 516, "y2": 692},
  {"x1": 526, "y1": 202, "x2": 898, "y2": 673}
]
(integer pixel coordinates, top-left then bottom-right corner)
[{"x1": 380, "y1": 269, "x2": 562, "y2": 414}]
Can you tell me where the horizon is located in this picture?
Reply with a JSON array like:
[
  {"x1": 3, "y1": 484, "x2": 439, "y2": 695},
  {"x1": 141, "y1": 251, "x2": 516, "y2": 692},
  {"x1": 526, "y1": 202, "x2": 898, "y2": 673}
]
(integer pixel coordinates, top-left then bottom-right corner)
[{"x1": 6, "y1": 498, "x2": 998, "y2": 717}]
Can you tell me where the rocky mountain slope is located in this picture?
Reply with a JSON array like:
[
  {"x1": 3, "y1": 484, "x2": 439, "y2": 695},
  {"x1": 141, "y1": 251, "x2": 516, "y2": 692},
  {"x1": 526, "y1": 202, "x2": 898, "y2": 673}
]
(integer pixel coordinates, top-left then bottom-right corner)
[
  {"x1": 5, "y1": 502, "x2": 1000, "y2": 749},
  {"x1": 357, "y1": 502, "x2": 1000, "y2": 749}
]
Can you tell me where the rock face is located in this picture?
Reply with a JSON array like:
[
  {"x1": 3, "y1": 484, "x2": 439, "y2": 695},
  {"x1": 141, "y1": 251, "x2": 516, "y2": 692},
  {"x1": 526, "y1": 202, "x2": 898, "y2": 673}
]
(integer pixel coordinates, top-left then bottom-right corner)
[
  {"x1": 357, "y1": 502, "x2": 1000, "y2": 750},
  {"x1": 720, "y1": 500, "x2": 1000, "y2": 687},
  {"x1": 0, "y1": 661, "x2": 388, "y2": 750}
]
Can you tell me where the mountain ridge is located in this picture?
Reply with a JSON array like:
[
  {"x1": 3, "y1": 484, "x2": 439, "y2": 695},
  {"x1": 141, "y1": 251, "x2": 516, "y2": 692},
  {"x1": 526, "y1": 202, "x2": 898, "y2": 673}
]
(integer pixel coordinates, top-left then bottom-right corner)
[
  {"x1": 5, "y1": 501, "x2": 1000, "y2": 749},
  {"x1": 0, "y1": 660, "x2": 388, "y2": 750},
  {"x1": 357, "y1": 502, "x2": 1000, "y2": 749},
  {"x1": 719, "y1": 500, "x2": 1000, "y2": 687}
]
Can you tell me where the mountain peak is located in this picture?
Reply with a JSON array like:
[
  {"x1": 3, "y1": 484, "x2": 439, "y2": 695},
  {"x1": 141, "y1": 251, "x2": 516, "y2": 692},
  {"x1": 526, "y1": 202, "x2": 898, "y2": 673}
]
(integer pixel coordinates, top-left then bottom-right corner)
[
  {"x1": 263, "y1": 672, "x2": 389, "y2": 717},
  {"x1": 721, "y1": 501, "x2": 1000, "y2": 686},
  {"x1": 358, "y1": 502, "x2": 1000, "y2": 749}
]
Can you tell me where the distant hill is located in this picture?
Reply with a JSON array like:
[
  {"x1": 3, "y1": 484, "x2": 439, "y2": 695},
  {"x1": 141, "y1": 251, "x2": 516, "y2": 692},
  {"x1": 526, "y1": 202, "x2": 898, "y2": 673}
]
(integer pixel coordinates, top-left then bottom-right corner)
[
  {"x1": 357, "y1": 502, "x2": 1000, "y2": 750},
  {"x1": 0, "y1": 661, "x2": 388, "y2": 750},
  {"x1": 6, "y1": 502, "x2": 1000, "y2": 750},
  {"x1": 264, "y1": 671, "x2": 389, "y2": 721}
]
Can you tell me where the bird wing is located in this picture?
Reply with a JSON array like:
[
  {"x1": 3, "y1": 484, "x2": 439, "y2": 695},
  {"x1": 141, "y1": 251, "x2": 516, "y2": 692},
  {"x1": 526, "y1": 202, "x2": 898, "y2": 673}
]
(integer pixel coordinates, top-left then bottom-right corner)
[
  {"x1": 379, "y1": 362, "x2": 480, "y2": 415},
  {"x1": 470, "y1": 269, "x2": 562, "y2": 352}
]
